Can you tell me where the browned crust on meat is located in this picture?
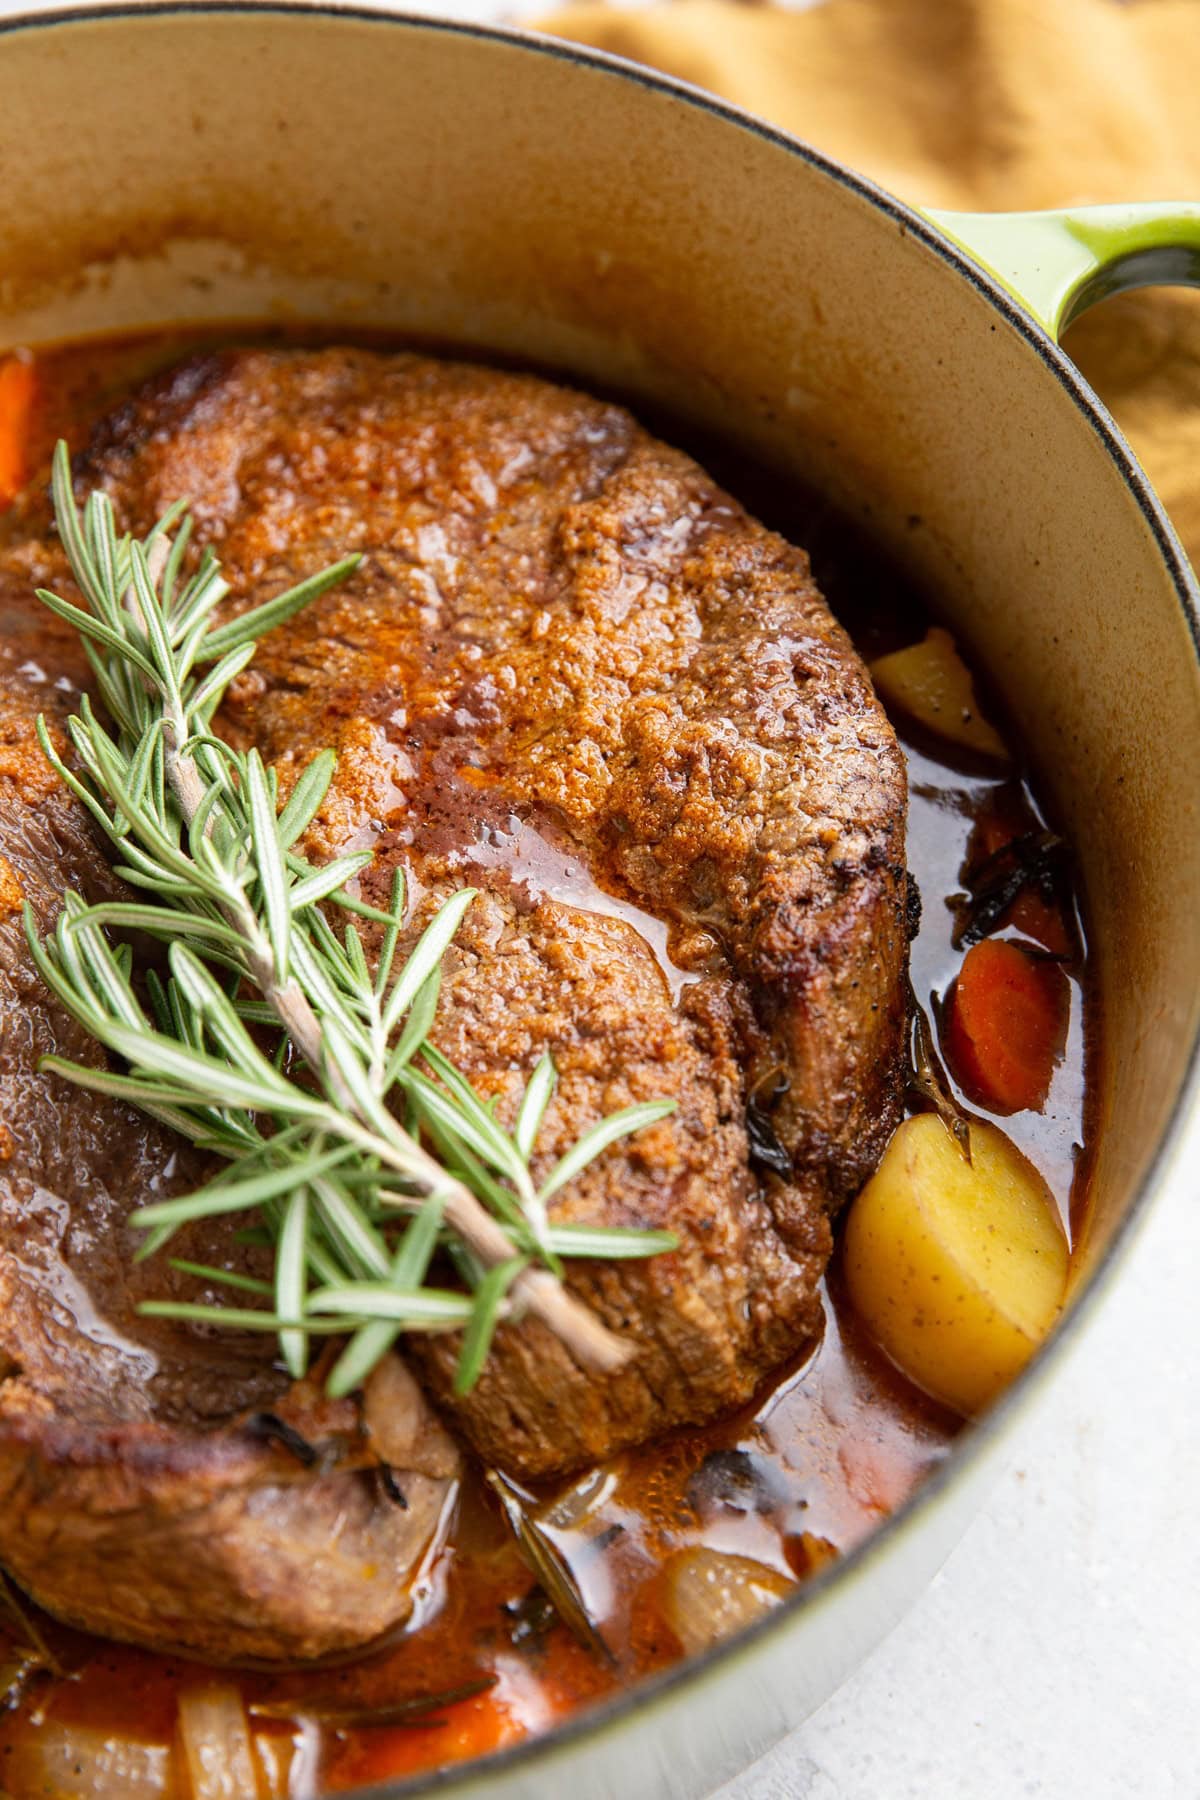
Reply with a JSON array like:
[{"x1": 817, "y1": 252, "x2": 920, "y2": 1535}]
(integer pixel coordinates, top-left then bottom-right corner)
[{"x1": 0, "y1": 1388, "x2": 453, "y2": 1665}]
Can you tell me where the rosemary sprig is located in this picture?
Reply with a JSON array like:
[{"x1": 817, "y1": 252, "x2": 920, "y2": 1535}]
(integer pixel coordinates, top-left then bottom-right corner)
[
  {"x1": 0, "y1": 1573, "x2": 60, "y2": 1678},
  {"x1": 906, "y1": 976, "x2": 973, "y2": 1162},
  {"x1": 486, "y1": 1470, "x2": 613, "y2": 1662},
  {"x1": 249, "y1": 1675, "x2": 497, "y2": 1729},
  {"x1": 25, "y1": 443, "x2": 677, "y2": 1392}
]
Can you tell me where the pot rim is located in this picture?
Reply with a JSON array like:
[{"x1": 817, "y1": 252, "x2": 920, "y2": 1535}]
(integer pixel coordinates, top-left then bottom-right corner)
[{"x1": 2, "y1": 6, "x2": 1197, "y2": 1793}]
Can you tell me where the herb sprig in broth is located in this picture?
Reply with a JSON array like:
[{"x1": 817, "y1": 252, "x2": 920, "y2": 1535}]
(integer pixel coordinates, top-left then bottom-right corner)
[{"x1": 24, "y1": 444, "x2": 677, "y2": 1395}]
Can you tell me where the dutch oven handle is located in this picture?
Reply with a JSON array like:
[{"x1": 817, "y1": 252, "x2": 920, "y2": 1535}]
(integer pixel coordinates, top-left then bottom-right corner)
[{"x1": 925, "y1": 203, "x2": 1200, "y2": 341}]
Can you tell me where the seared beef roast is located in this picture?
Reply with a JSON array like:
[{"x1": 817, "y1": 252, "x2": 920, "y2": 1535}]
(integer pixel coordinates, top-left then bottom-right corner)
[
  {"x1": 0, "y1": 346, "x2": 907, "y2": 1646},
  {"x1": 0, "y1": 608, "x2": 459, "y2": 1662}
]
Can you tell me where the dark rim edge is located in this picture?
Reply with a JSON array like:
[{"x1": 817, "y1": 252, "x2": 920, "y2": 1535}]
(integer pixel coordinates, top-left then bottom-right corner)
[{"x1": 1, "y1": 6, "x2": 1198, "y2": 1796}]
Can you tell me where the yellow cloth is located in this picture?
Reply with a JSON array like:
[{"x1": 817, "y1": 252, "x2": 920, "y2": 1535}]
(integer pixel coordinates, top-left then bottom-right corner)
[{"x1": 535, "y1": 0, "x2": 1200, "y2": 562}]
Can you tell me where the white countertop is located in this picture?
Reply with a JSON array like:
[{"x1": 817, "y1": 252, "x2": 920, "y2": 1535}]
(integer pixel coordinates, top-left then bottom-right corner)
[{"x1": 1, "y1": 5, "x2": 1195, "y2": 1793}]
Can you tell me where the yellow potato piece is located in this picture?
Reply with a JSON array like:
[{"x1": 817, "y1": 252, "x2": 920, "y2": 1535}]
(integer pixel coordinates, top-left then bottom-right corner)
[
  {"x1": 869, "y1": 626, "x2": 1009, "y2": 763},
  {"x1": 843, "y1": 1114, "x2": 1068, "y2": 1416}
]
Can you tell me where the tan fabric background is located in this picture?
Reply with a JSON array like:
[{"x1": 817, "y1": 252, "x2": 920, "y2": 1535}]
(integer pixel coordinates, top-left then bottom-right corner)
[{"x1": 536, "y1": 0, "x2": 1200, "y2": 561}]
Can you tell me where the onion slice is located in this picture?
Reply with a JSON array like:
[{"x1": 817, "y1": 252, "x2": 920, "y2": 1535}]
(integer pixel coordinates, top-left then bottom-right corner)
[
  {"x1": 178, "y1": 1683, "x2": 260, "y2": 1800},
  {"x1": 8, "y1": 1721, "x2": 176, "y2": 1797},
  {"x1": 662, "y1": 1547, "x2": 795, "y2": 1657}
]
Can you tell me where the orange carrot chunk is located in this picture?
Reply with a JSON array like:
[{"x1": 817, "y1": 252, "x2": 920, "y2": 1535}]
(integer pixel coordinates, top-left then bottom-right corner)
[
  {"x1": 339, "y1": 1687, "x2": 525, "y2": 1786},
  {"x1": 0, "y1": 355, "x2": 36, "y2": 508},
  {"x1": 1004, "y1": 889, "x2": 1072, "y2": 960},
  {"x1": 331, "y1": 1664, "x2": 573, "y2": 1789},
  {"x1": 944, "y1": 937, "x2": 1068, "y2": 1115}
]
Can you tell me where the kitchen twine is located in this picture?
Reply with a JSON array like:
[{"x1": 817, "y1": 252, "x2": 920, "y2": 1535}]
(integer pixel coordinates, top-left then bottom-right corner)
[{"x1": 537, "y1": 0, "x2": 1200, "y2": 567}]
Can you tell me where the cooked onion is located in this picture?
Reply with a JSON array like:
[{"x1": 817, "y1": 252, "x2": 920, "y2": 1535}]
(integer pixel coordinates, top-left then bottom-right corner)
[
  {"x1": 253, "y1": 1726, "x2": 314, "y2": 1800},
  {"x1": 178, "y1": 1683, "x2": 260, "y2": 1800},
  {"x1": 662, "y1": 1547, "x2": 795, "y2": 1657},
  {"x1": 7, "y1": 1721, "x2": 177, "y2": 1797}
]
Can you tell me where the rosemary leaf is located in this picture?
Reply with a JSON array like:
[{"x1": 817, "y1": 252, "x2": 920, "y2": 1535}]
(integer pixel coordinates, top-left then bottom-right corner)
[
  {"x1": 198, "y1": 556, "x2": 363, "y2": 661},
  {"x1": 384, "y1": 967, "x2": 441, "y2": 1081},
  {"x1": 514, "y1": 1052, "x2": 557, "y2": 1163},
  {"x1": 0, "y1": 1571, "x2": 61, "y2": 1674},
  {"x1": 249, "y1": 1675, "x2": 495, "y2": 1729},
  {"x1": 412, "y1": 1049, "x2": 525, "y2": 1186},
  {"x1": 288, "y1": 852, "x2": 374, "y2": 912},
  {"x1": 33, "y1": 585, "x2": 160, "y2": 680},
  {"x1": 131, "y1": 1145, "x2": 354, "y2": 1231},
  {"x1": 380, "y1": 887, "x2": 477, "y2": 1036},
  {"x1": 486, "y1": 1471, "x2": 612, "y2": 1663},
  {"x1": 390, "y1": 1190, "x2": 449, "y2": 1290},
  {"x1": 372, "y1": 868, "x2": 408, "y2": 1001},
  {"x1": 538, "y1": 1100, "x2": 678, "y2": 1203},
  {"x1": 545, "y1": 1224, "x2": 680, "y2": 1260},
  {"x1": 325, "y1": 1320, "x2": 403, "y2": 1400},
  {"x1": 454, "y1": 1256, "x2": 528, "y2": 1394},
  {"x1": 37, "y1": 1055, "x2": 215, "y2": 1112},
  {"x1": 326, "y1": 1187, "x2": 452, "y2": 1397},
  {"x1": 306, "y1": 1284, "x2": 477, "y2": 1330},
  {"x1": 276, "y1": 749, "x2": 338, "y2": 849},
  {"x1": 277, "y1": 1188, "x2": 311, "y2": 1379},
  {"x1": 187, "y1": 642, "x2": 258, "y2": 725},
  {"x1": 65, "y1": 901, "x2": 245, "y2": 949},
  {"x1": 138, "y1": 1302, "x2": 362, "y2": 1334},
  {"x1": 167, "y1": 1260, "x2": 274, "y2": 1297},
  {"x1": 244, "y1": 749, "x2": 291, "y2": 977}
]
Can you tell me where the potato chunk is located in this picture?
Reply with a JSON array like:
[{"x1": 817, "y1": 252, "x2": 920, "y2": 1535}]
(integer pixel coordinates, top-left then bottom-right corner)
[
  {"x1": 843, "y1": 1114, "x2": 1068, "y2": 1414},
  {"x1": 870, "y1": 627, "x2": 1009, "y2": 762}
]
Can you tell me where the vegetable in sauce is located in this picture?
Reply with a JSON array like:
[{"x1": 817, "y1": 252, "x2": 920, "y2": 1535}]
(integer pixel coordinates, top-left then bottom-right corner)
[
  {"x1": 869, "y1": 625, "x2": 1010, "y2": 763},
  {"x1": 945, "y1": 937, "x2": 1070, "y2": 1115},
  {"x1": 843, "y1": 1113, "x2": 1069, "y2": 1414}
]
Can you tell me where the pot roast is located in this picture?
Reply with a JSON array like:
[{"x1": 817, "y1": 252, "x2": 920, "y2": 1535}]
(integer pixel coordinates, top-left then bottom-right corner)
[
  {"x1": 0, "y1": 347, "x2": 908, "y2": 1655},
  {"x1": 0, "y1": 611, "x2": 460, "y2": 1663}
]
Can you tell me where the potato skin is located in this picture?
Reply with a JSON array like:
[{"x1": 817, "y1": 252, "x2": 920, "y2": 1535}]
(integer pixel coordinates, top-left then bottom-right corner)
[{"x1": 843, "y1": 1114, "x2": 1068, "y2": 1415}]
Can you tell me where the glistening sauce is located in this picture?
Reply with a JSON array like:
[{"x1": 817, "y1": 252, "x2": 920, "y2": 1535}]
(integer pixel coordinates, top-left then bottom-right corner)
[{"x1": 0, "y1": 329, "x2": 1095, "y2": 1797}]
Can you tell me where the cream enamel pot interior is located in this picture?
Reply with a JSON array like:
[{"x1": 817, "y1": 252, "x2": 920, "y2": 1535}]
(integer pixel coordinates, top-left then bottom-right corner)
[{"x1": 1, "y1": 9, "x2": 1199, "y2": 1798}]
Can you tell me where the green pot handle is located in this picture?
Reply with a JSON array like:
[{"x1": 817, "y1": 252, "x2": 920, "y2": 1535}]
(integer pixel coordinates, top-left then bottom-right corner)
[{"x1": 924, "y1": 203, "x2": 1200, "y2": 342}]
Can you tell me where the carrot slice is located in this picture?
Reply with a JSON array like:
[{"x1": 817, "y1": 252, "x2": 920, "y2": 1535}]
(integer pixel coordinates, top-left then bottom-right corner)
[
  {"x1": 1005, "y1": 890, "x2": 1070, "y2": 958},
  {"x1": 334, "y1": 1684, "x2": 525, "y2": 1786},
  {"x1": 330, "y1": 1661, "x2": 580, "y2": 1788},
  {"x1": 0, "y1": 355, "x2": 36, "y2": 508},
  {"x1": 944, "y1": 937, "x2": 1068, "y2": 1114}
]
